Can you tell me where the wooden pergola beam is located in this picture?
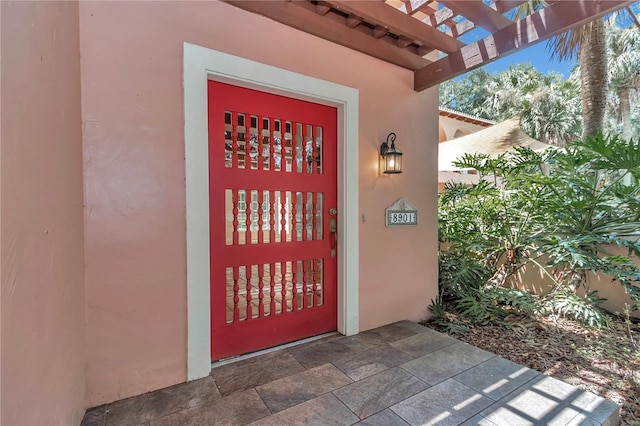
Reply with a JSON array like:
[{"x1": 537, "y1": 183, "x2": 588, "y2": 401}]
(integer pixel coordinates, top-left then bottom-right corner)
[
  {"x1": 324, "y1": 0, "x2": 464, "y2": 54},
  {"x1": 426, "y1": 6, "x2": 454, "y2": 27},
  {"x1": 225, "y1": 1, "x2": 431, "y2": 70},
  {"x1": 403, "y1": 0, "x2": 434, "y2": 15},
  {"x1": 315, "y1": 4, "x2": 331, "y2": 16},
  {"x1": 425, "y1": 9, "x2": 476, "y2": 39},
  {"x1": 494, "y1": 0, "x2": 530, "y2": 14},
  {"x1": 414, "y1": 0, "x2": 634, "y2": 91},
  {"x1": 439, "y1": 0, "x2": 513, "y2": 32},
  {"x1": 445, "y1": 19, "x2": 476, "y2": 39}
]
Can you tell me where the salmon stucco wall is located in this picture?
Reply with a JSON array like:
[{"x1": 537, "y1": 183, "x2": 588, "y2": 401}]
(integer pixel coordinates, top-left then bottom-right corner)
[
  {"x1": 512, "y1": 244, "x2": 640, "y2": 319},
  {"x1": 80, "y1": 0, "x2": 438, "y2": 406},
  {"x1": 1, "y1": 2, "x2": 86, "y2": 424}
]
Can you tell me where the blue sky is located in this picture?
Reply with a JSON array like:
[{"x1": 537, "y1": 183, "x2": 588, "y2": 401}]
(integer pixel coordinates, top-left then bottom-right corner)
[
  {"x1": 481, "y1": 42, "x2": 576, "y2": 77},
  {"x1": 456, "y1": 26, "x2": 576, "y2": 78}
]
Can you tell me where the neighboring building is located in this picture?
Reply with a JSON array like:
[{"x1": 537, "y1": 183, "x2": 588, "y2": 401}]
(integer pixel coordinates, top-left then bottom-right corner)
[
  {"x1": 439, "y1": 107, "x2": 495, "y2": 142},
  {"x1": 438, "y1": 108, "x2": 494, "y2": 192},
  {"x1": 1, "y1": 1, "x2": 624, "y2": 424}
]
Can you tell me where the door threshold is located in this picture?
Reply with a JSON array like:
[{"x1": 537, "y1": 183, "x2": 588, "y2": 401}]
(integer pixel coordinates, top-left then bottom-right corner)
[{"x1": 211, "y1": 331, "x2": 340, "y2": 369}]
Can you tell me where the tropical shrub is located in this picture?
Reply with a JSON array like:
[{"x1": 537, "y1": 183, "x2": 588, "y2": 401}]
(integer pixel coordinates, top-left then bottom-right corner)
[
  {"x1": 542, "y1": 290, "x2": 609, "y2": 327},
  {"x1": 435, "y1": 133, "x2": 640, "y2": 330}
]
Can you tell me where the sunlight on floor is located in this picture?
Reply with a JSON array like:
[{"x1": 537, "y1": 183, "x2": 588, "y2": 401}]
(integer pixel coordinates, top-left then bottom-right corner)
[
  {"x1": 454, "y1": 393, "x2": 483, "y2": 410},
  {"x1": 483, "y1": 378, "x2": 508, "y2": 393}
]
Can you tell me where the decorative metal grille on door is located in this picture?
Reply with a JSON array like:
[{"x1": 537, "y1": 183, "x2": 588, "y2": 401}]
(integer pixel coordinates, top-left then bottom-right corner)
[{"x1": 208, "y1": 81, "x2": 337, "y2": 361}]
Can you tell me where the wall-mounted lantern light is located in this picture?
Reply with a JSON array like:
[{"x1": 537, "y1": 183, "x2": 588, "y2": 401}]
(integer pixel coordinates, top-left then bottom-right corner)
[{"x1": 380, "y1": 132, "x2": 403, "y2": 174}]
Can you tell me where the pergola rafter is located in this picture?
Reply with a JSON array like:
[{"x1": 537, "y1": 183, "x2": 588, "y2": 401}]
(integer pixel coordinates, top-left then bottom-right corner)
[{"x1": 223, "y1": 0, "x2": 634, "y2": 92}]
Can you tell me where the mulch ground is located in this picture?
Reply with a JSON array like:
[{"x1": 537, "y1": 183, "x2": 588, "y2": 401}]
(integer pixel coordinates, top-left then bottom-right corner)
[{"x1": 425, "y1": 315, "x2": 640, "y2": 425}]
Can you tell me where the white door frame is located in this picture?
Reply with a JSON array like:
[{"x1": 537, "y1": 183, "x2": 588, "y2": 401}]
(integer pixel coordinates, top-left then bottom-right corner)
[{"x1": 183, "y1": 43, "x2": 359, "y2": 380}]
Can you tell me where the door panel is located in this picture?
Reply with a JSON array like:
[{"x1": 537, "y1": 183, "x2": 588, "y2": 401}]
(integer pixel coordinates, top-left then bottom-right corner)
[{"x1": 208, "y1": 81, "x2": 337, "y2": 361}]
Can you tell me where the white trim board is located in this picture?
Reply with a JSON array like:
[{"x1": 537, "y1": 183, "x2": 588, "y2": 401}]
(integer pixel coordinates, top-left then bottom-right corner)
[{"x1": 183, "y1": 43, "x2": 360, "y2": 381}]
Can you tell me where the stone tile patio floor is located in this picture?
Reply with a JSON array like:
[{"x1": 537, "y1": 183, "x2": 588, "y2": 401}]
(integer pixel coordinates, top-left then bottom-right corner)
[{"x1": 82, "y1": 321, "x2": 618, "y2": 426}]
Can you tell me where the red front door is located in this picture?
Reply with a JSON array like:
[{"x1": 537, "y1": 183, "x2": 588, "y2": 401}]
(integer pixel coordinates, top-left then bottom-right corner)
[{"x1": 208, "y1": 81, "x2": 338, "y2": 361}]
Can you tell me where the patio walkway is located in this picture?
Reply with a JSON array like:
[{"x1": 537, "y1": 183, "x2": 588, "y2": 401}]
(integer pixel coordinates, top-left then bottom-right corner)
[{"x1": 81, "y1": 321, "x2": 618, "y2": 426}]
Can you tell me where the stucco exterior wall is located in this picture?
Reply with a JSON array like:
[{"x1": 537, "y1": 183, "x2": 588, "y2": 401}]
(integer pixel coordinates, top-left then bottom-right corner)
[
  {"x1": 512, "y1": 243, "x2": 640, "y2": 319},
  {"x1": 80, "y1": 0, "x2": 438, "y2": 406},
  {"x1": 1, "y1": 2, "x2": 86, "y2": 424}
]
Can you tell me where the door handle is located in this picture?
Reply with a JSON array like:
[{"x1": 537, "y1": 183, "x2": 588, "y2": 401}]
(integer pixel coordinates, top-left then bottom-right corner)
[{"x1": 329, "y1": 213, "x2": 337, "y2": 258}]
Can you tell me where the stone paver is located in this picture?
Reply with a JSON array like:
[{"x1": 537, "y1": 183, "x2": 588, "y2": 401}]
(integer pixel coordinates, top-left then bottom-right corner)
[
  {"x1": 355, "y1": 409, "x2": 409, "y2": 425},
  {"x1": 332, "y1": 344, "x2": 414, "y2": 381},
  {"x1": 453, "y1": 356, "x2": 541, "y2": 400},
  {"x1": 390, "y1": 327, "x2": 459, "y2": 358},
  {"x1": 210, "y1": 350, "x2": 304, "y2": 396},
  {"x1": 354, "y1": 322, "x2": 429, "y2": 345},
  {"x1": 479, "y1": 375, "x2": 620, "y2": 426},
  {"x1": 106, "y1": 376, "x2": 221, "y2": 426},
  {"x1": 333, "y1": 367, "x2": 429, "y2": 419},
  {"x1": 289, "y1": 334, "x2": 382, "y2": 369},
  {"x1": 149, "y1": 389, "x2": 269, "y2": 426},
  {"x1": 81, "y1": 321, "x2": 619, "y2": 426},
  {"x1": 400, "y1": 341, "x2": 495, "y2": 385},
  {"x1": 247, "y1": 393, "x2": 358, "y2": 426},
  {"x1": 256, "y1": 363, "x2": 352, "y2": 413},
  {"x1": 390, "y1": 379, "x2": 494, "y2": 426},
  {"x1": 459, "y1": 414, "x2": 499, "y2": 426}
]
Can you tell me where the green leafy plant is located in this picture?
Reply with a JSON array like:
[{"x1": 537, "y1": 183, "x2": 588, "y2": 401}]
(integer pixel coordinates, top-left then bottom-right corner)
[
  {"x1": 438, "y1": 251, "x2": 492, "y2": 298},
  {"x1": 440, "y1": 64, "x2": 582, "y2": 145},
  {"x1": 488, "y1": 287, "x2": 539, "y2": 317},
  {"x1": 428, "y1": 296, "x2": 471, "y2": 335},
  {"x1": 436, "y1": 133, "x2": 640, "y2": 330},
  {"x1": 543, "y1": 290, "x2": 610, "y2": 327}
]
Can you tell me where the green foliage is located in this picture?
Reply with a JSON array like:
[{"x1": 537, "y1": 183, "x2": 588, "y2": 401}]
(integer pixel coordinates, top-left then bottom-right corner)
[
  {"x1": 440, "y1": 22, "x2": 640, "y2": 144},
  {"x1": 490, "y1": 287, "x2": 539, "y2": 317},
  {"x1": 453, "y1": 287, "x2": 538, "y2": 325},
  {"x1": 438, "y1": 252, "x2": 492, "y2": 298},
  {"x1": 428, "y1": 296, "x2": 471, "y2": 335},
  {"x1": 434, "y1": 247, "x2": 539, "y2": 332},
  {"x1": 436, "y1": 133, "x2": 640, "y2": 330},
  {"x1": 439, "y1": 69, "x2": 494, "y2": 117},
  {"x1": 543, "y1": 290, "x2": 610, "y2": 327},
  {"x1": 456, "y1": 292, "x2": 505, "y2": 325},
  {"x1": 429, "y1": 280, "x2": 539, "y2": 332},
  {"x1": 605, "y1": 22, "x2": 640, "y2": 141},
  {"x1": 440, "y1": 64, "x2": 582, "y2": 145}
]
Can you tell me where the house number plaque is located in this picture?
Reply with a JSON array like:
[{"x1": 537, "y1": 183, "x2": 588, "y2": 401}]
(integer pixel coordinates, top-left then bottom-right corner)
[{"x1": 385, "y1": 198, "x2": 418, "y2": 227}]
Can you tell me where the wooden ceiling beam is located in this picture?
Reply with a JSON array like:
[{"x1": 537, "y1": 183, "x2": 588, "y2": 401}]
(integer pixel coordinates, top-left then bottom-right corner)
[
  {"x1": 439, "y1": 0, "x2": 513, "y2": 32},
  {"x1": 372, "y1": 26, "x2": 389, "y2": 38},
  {"x1": 346, "y1": 16, "x2": 362, "y2": 28},
  {"x1": 493, "y1": 0, "x2": 530, "y2": 14},
  {"x1": 428, "y1": 6, "x2": 454, "y2": 27},
  {"x1": 315, "y1": 4, "x2": 332, "y2": 16},
  {"x1": 324, "y1": 0, "x2": 464, "y2": 54},
  {"x1": 396, "y1": 36, "x2": 413, "y2": 48},
  {"x1": 415, "y1": 0, "x2": 634, "y2": 91},
  {"x1": 444, "y1": 19, "x2": 476, "y2": 39},
  {"x1": 403, "y1": 0, "x2": 434, "y2": 15},
  {"x1": 225, "y1": 1, "x2": 430, "y2": 70},
  {"x1": 416, "y1": 45, "x2": 435, "y2": 57},
  {"x1": 421, "y1": 7, "x2": 476, "y2": 39}
]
